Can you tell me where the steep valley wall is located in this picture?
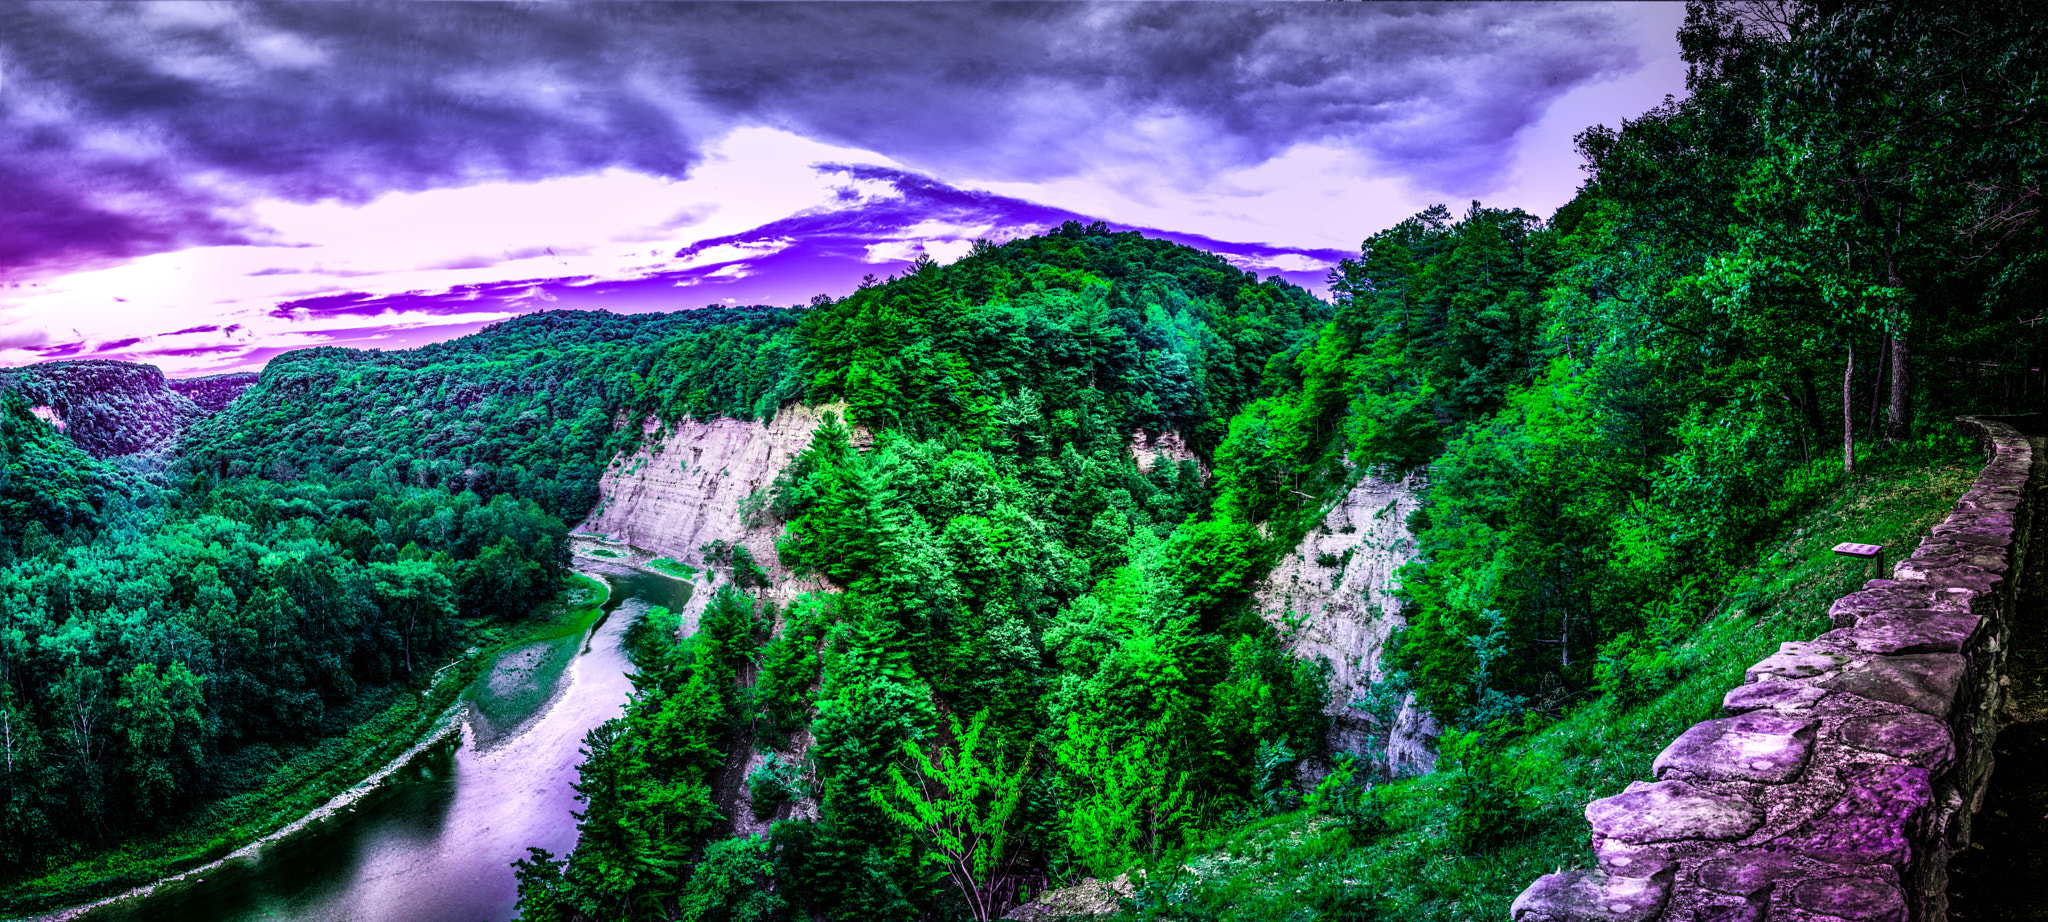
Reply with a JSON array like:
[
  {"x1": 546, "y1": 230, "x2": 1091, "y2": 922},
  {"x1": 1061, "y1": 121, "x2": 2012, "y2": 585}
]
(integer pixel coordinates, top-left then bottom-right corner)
[
  {"x1": 574, "y1": 404, "x2": 851, "y2": 834},
  {"x1": 1253, "y1": 472, "x2": 1440, "y2": 776},
  {"x1": 168, "y1": 371, "x2": 259, "y2": 415},
  {"x1": 581, "y1": 417, "x2": 1444, "y2": 834},
  {"x1": 576, "y1": 403, "x2": 850, "y2": 623},
  {"x1": 2, "y1": 359, "x2": 207, "y2": 457}
]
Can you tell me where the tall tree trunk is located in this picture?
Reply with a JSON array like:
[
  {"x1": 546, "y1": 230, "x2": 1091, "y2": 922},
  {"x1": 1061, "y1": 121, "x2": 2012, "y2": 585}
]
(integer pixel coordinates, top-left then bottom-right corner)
[
  {"x1": 1868, "y1": 333, "x2": 1889, "y2": 438},
  {"x1": 1886, "y1": 324, "x2": 1911, "y2": 443},
  {"x1": 1799, "y1": 370, "x2": 1825, "y2": 440},
  {"x1": 1842, "y1": 345, "x2": 1856, "y2": 475}
]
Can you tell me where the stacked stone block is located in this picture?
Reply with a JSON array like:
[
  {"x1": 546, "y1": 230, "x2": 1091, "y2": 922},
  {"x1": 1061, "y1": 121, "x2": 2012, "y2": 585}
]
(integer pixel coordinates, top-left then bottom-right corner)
[{"x1": 1512, "y1": 418, "x2": 2035, "y2": 922}]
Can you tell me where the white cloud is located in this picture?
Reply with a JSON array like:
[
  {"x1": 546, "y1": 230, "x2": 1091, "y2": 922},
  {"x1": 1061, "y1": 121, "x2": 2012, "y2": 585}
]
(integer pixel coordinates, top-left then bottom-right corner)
[{"x1": 0, "y1": 128, "x2": 903, "y2": 375}]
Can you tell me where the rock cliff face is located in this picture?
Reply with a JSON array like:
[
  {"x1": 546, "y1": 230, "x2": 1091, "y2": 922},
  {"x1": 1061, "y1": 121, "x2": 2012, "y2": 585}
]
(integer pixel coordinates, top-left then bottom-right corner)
[
  {"x1": 576, "y1": 403, "x2": 849, "y2": 621},
  {"x1": 575, "y1": 404, "x2": 856, "y2": 837},
  {"x1": 1127, "y1": 429, "x2": 1201, "y2": 472},
  {"x1": 0, "y1": 359, "x2": 205, "y2": 457},
  {"x1": 1252, "y1": 472, "x2": 1440, "y2": 775}
]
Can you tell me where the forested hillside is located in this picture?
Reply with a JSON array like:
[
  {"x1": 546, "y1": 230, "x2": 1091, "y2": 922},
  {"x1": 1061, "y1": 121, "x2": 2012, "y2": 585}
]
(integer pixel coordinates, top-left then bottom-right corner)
[
  {"x1": 534, "y1": 2, "x2": 2039, "y2": 920},
  {"x1": 1, "y1": 2, "x2": 2041, "y2": 919},
  {"x1": 0, "y1": 386, "x2": 569, "y2": 887},
  {"x1": 514, "y1": 225, "x2": 1342, "y2": 921},
  {"x1": 183, "y1": 307, "x2": 808, "y2": 522},
  {"x1": 0, "y1": 360, "x2": 208, "y2": 459},
  {"x1": 1091, "y1": 3, "x2": 2048, "y2": 919}
]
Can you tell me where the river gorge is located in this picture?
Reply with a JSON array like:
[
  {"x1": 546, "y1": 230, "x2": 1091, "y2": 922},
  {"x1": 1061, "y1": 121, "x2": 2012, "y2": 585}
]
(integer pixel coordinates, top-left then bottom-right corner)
[{"x1": 58, "y1": 569, "x2": 688, "y2": 922}]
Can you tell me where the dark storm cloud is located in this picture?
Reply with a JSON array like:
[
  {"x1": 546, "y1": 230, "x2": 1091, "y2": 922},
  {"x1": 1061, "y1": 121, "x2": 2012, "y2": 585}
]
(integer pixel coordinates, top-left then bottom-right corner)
[{"x1": 0, "y1": 1, "x2": 1642, "y2": 272}]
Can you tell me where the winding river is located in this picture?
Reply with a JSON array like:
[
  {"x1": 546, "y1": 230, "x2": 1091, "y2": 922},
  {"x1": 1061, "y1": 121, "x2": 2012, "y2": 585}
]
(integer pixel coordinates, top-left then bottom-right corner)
[{"x1": 69, "y1": 569, "x2": 689, "y2": 922}]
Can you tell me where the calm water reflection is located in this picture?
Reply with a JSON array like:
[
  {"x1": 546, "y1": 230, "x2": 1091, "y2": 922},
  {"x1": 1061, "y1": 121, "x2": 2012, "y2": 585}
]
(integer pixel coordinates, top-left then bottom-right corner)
[{"x1": 78, "y1": 571, "x2": 689, "y2": 922}]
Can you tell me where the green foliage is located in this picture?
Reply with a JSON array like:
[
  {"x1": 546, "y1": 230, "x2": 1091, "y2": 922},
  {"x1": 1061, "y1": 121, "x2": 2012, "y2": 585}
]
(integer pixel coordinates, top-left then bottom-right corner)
[
  {"x1": 0, "y1": 390, "x2": 116, "y2": 561},
  {"x1": 746, "y1": 751, "x2": 811, "y2": 820},
  {"x1": 753, "y1": 594, "x2": 832, "y2": 741},
  {"x1": 802, "y1": 222, "x2": 1329, "y2": 447},
  {"x1": 674, "y1": 835, "x2": 786, "y2": 922},
  {"x1": 872, "y1": 709, "x2": 1034, "y2": 922},
  {"x1": 1438, "y1": 729, "x2": 1535, "y2": 853},
  {"x1": 0, "y1": 472, "x2": 566, "y2": 881},
  {"x1": 1053, "y1": 718, "x2": 1192, "y2": 882},
  {"x1": 523, "y1": 227, "x2": 1335, "y2": 918},
  {"x1": 1112, "y1": 456, "x2": 1979, "y2": 921},
  {"x1": 184, "y1": 308, "x2": 806, "y2": 522}
]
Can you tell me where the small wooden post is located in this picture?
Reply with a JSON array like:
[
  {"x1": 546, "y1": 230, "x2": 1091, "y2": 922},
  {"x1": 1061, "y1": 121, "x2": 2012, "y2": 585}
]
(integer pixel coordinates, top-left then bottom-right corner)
[{"x1": 1833, "y1": 542, "x2": 1884, "y2": 580}]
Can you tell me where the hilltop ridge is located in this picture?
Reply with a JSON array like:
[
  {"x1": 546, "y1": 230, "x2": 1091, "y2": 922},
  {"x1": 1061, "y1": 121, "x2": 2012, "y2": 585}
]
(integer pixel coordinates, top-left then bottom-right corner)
[{"x1": 0, "y1": 359, "x2": 251, "y2": 458}]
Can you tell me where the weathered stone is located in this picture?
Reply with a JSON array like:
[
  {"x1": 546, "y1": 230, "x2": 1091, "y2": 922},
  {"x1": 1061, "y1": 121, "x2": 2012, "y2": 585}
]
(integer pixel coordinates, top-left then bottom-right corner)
[
  {"x1": 1510, "y1": 870, "x2": 1671, "y2": 922},
  {"x1": 1588, "y1": 780, "x2": 1763, "y2": 845},
  {"x1": 1783, "y1": 875, "x2": 1907, "y2": 922},
  {"x1": 1902, "y1": 544, "x2": 2008, "y2": 572},
  {"x1": 1654, "y1": 712, "x2": 1817, "y2": 784},
  {"x1": 1510, "y1": 416, "x2": 2027, "y2": 922},
  {"x1": 1891, "y1": 562, "x2": 2004, "y2": 592},
  {"x1": 1768, "y1": 764, "x2": 1931, "y2": 866},
  {"x1": 1691, "y1": 899, "x2": 1766, "y2": 922},
  {"x1": 1724, "y1": 682, "x2": 1829, "y2": 716},
  {"x1": 1746, "y1": 643, "x2": 1853, "y2": 684},
  {"x1": 1937, "y1": 511, "x2": 2015, "y2": 530},
  {"x1": 1249, "y1": 473, "x2": 1434, "y2": 775},
  {"x1": 1828, "y1": 610, "x2": 1983, "y2": 655},
  {"x1": 1818, "y1": 654, "x2": 1966, "y2": 717},
  {"x1": 1921, "y1": 527, "x2": 2011, "y2": 549},
  {"x1": 1694, "y1": 851, "x2": 1808, "y2": 897},
  {"x1": 1833, "y1": 713, "x2": 1955, "y2": 770},
  {"x1": 1597, "y1": 841, "x2": 1677, "y2": 880},
  {"x1": 1825, "y1": 587, "x2": 1971, "y2": 629}
]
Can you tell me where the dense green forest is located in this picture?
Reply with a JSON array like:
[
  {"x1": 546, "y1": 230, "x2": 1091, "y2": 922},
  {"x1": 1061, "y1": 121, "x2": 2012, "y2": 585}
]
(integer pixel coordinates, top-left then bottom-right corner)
[
  {"x1": 514, "y1": 226, "x2": 1338, "y2": 921},
  {"x1": 1, "y1": 1, "x2": 2042, "y2": 919},
  {"x1": 518, "y1": 2, "x2": 2046, "y2": 920},
  {"x1": 182, "y1": 307, "x2": 808, "y2": 522},
  {"x1": 0, "y1": 388, "x2": 568, "y2": 876}
]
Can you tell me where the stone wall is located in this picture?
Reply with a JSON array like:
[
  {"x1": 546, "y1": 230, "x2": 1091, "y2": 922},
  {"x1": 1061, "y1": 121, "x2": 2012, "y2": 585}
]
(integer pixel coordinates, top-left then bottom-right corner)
[{"x1": 1512, "y1": 417, "x2": 2036, "y2": 922}]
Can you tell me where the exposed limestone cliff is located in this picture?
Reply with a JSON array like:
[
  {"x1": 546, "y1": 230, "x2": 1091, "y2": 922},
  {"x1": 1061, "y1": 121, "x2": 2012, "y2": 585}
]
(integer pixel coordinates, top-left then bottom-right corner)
[
  {"x1": 1126, "y1": 428, "x2": 1201, "y2": 472},
  {"x1": 575, "y1": 404, "x2": 855, "y2": 837},
  {"x1": 1252, "y1": 472, "x2": 1440, "y2": 776},
  {"x1": 576, "y1": 403, "x2": 850, "y2": 621}
]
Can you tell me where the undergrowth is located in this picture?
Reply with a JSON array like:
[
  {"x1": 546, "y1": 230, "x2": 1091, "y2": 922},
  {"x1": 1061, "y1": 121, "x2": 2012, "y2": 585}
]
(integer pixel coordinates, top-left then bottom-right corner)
[{"x1": 1112, "y1": 451, "x2": 1978, "y2": 922}]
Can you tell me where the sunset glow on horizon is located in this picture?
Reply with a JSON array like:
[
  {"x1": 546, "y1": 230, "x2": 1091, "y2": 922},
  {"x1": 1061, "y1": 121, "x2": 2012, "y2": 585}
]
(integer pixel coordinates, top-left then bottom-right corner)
[{"x1": 0, "y1": 1, "x2": 1689, "y2": 376}]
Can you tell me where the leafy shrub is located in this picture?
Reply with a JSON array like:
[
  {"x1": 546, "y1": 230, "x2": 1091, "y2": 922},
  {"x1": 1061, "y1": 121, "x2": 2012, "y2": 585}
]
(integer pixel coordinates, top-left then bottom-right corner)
[{"x1": 1440, "y1": 729, "x2": 1536, "y2": 852}]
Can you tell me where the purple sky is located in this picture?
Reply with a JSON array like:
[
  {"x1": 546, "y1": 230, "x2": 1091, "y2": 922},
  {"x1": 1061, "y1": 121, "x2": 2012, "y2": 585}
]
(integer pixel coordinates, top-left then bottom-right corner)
[{"x1": 0, "y1": 1, "x2": 1688, "y2": 376}]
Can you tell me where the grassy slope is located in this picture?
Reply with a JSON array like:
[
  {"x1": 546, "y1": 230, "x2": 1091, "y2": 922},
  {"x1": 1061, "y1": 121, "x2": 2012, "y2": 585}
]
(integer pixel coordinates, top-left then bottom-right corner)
[
  {"x1": 0, "y1": 573, "x2": 612, "y2": 917},
  {"x1": 1119, "y1": 454, "x2": 1977, "y2": 922}
]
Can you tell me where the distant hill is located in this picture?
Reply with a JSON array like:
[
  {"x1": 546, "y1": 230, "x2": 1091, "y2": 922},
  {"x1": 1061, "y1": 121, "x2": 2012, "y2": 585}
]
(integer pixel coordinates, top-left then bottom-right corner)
[
  {"x1": 169, "y1": 371, "x2": 260, "y2": 415},
  {"x1": 0, "y1": 360, "x2": 211, "y2": 457}
]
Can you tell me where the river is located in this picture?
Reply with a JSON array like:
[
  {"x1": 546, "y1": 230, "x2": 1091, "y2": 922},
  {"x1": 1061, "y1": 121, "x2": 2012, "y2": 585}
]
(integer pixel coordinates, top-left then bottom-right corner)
[{"x1": 68, "y1": 569, "x2": 690, "y2": 922}]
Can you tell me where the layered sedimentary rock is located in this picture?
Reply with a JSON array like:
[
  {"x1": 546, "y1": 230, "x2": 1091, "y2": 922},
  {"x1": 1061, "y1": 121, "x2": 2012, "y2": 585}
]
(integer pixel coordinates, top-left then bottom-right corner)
[
  {"x1": 1127, "y1": 428, "x2": 1201, "y2": 472},
  {"x1": 1252, "y1": 471, "x2": 1440, "y2": 775},
  {"x1": 576, "y1": 403, "x2": 851, "y2": 620},
  {"x1": 577, "y1": 404, "x2": 858, "y2": 833},
  {"x1": 1513, "y1": 416, "x2": 2036, "y2": 922}
]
